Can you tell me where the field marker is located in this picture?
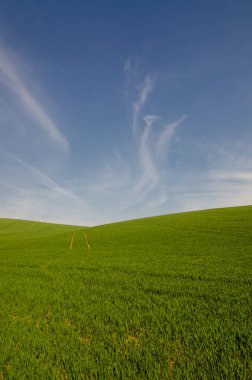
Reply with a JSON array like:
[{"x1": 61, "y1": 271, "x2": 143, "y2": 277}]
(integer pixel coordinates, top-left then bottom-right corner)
[
  {"x1": 69, "y1": 232, "x2": 75, "y2": 250},
  {"x1": 84, "y1": 230, "x2": 91, "y2": 251}
]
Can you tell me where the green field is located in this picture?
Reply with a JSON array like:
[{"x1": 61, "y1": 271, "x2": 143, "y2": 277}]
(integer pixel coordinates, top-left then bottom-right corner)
[{"x1": 0, "y1": 206, "x2": 251, "y2": 379}]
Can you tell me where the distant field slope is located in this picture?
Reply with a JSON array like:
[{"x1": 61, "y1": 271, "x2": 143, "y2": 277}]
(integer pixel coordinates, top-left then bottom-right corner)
[{"x1": 0, "y1": 206, "x2": 251, "y2": 379}]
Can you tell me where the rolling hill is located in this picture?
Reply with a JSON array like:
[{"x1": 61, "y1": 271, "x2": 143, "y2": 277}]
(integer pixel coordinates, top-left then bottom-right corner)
[{"x1": 0, "y1": 206, "x2": 251, "y2": 379}]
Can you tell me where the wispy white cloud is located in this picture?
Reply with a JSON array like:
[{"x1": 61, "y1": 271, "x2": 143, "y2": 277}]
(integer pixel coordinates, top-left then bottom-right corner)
[
  {"x1": 148, "y1": 187, "x2": 168, "y2": 209},
  {"x1": 132, "y1": 105, "x2": 185, "y2": 201},
  {"x1": 208, "y1": 170, "x2": 252, "y2": 182},
  {"x1": 171, "y1": 140, "x2": 252, "y2": 213},
  {"x1": 83, "y1": 154, "x2": 131, "y2": 196},
  {"x1": 123, "y1": 57, "x2": 131, "y2": 84},
  {"x1": 0, "y1": 180, "x2": 22, "y2": 192},
  {"x1": 134, "y1": 115, "x2": 159, "y2": 194},
  {"x1": 132, "y1": 75, "x2": 154, "y2": 134},
  {"x1": 78, "y1": 72, "x2": 186, "y2": 220},
  {"x1": 131, "y1": 75, "x2": 185, "y2": 200},
  {"x1": 0, "y1": 150, "x2": 95, "y2": 225},
  {"x1": 0, "y1": 45, "x2": 69, "y2": 151},
  {"x1": 156, "y1": 115, "x2": 186, "y2": 160},
  {"x1": 0, "y1": 188, "x2": 93, "y2": 226},
  {"x1": 123, "y1": 58, "x2": 131, "y2": 73},
  {"x1": 5, "y1": 152, "x2": 83, "y2": 203}
]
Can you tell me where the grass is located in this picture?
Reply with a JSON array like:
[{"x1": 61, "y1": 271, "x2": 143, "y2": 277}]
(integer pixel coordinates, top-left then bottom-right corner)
[{"x1": 0, "y1": 206, "x2": 251, "y2": 379}]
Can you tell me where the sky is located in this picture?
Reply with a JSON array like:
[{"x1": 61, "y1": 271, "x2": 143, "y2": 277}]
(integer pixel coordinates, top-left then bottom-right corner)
[{"x1": 0, "y1": 1, "x2": 252, "y2": 226}]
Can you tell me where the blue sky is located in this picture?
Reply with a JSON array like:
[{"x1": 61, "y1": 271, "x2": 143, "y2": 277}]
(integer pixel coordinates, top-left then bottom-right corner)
[{"x1": 0, "y1": 1, "x2": 252, "y2": 225}]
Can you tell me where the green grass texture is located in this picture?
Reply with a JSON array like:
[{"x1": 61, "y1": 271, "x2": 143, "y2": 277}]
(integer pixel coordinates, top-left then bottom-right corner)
[{"x1": 0, "y1": 206, "x2": 251, "y2": 379}]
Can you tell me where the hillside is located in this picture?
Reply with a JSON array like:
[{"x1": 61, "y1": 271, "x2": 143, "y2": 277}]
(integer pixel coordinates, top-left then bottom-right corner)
[{"x1": 0, "y1": 206, "x2": 251, "y2": 379}]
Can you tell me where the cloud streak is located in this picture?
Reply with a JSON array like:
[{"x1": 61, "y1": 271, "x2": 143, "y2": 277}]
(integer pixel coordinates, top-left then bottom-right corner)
[
  {"x1": 5, "y1": 152, "x2": 83, "y2": 203},
  {"x1": 123, "y1": 57, "x2": 131, "y2": 84},
  {"x1": 134, "y1": 115, "x2": 159, "y2": 194},
  {"x1": 88, "y1": 73, "x2": 186, "y2": 216},
  {"x1": 156, "y1": 115, "x2": 186, "y2": 160},
  {"x1": 132, "y1": 75, "x2": 154, "y2": 134},
  {"x1": 0, "y1": 45, "x2": 69, "y2": 151},
  {"x1": 131, "y1": 77, "x2": 185, "y2": 201}
]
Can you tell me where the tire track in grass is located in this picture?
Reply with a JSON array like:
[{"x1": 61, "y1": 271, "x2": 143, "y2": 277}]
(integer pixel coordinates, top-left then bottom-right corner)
[
  {"x1": 84, "y1": 230, "x2": 91, "y2": 251},
  {"x1": 41, "y1": 229, "x2": 90, "y2": 278},
  {"x1": 69, "y1": 232, "x2": 75, "y2": 251},
  {"x1": 40, "y1": 229, "x2": 78, "y2": 276},
  {"x1": 69, "y1": 230, "x2": 91, "y2": 252}
]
